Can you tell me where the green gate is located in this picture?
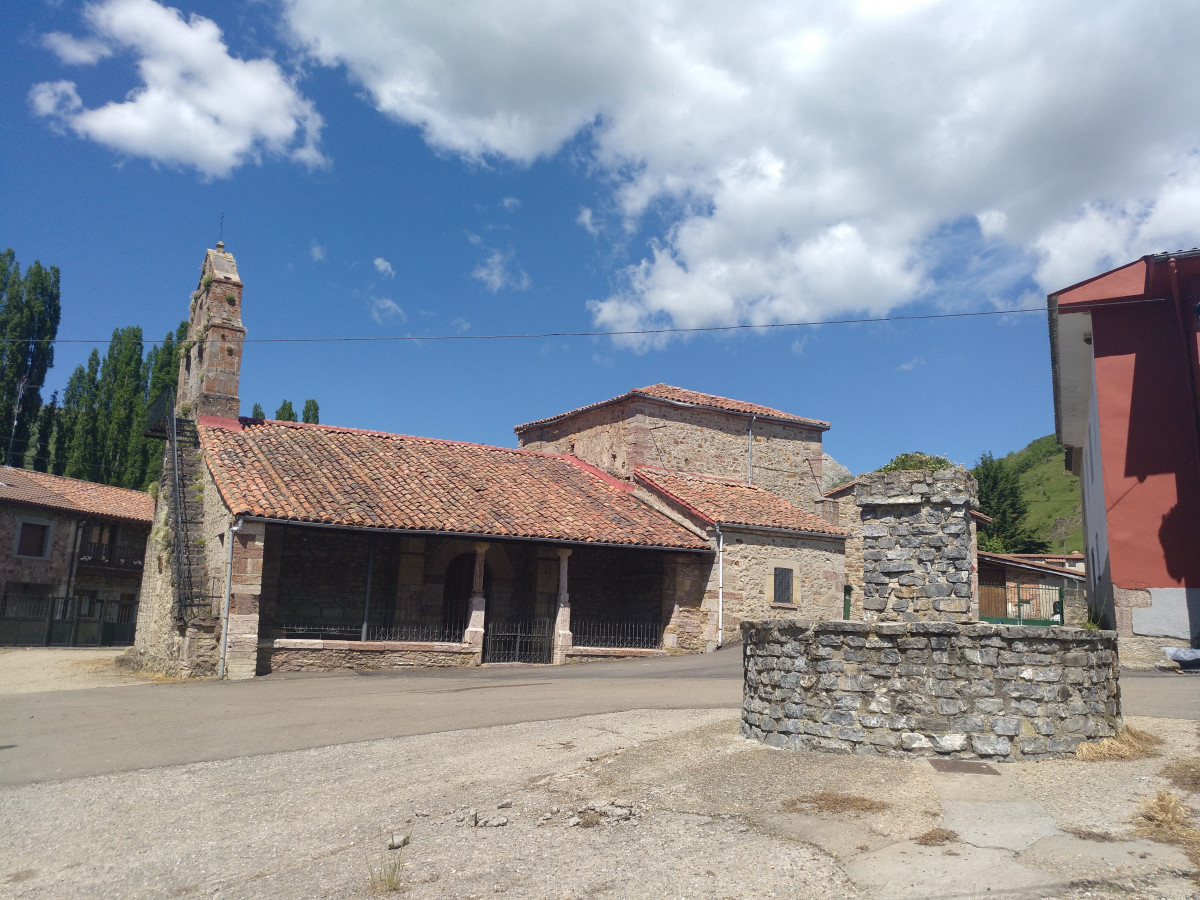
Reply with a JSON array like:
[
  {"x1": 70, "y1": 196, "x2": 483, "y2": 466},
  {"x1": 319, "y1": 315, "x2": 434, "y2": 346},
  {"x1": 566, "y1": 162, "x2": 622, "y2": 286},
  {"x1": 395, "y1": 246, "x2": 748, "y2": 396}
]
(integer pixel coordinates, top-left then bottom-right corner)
[{"x1": 979, "y1": 582, "x2": 1063, "y2": 626}]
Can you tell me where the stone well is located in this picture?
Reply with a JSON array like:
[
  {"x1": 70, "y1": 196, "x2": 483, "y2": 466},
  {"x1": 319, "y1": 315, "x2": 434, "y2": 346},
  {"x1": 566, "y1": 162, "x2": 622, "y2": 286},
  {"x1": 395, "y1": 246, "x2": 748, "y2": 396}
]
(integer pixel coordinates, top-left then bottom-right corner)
[{"x1": 741, "y1": 619, "x2": 1121, "y2": 761}]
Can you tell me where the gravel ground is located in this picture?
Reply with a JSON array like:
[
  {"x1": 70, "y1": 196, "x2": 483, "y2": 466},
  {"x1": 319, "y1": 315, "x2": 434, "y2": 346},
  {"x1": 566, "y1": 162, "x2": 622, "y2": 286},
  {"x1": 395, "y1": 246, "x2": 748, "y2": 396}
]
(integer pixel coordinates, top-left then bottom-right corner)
[
  {"x1": 4, "y1": 710, "x2": 1200, "y2": 900},
  {"x1": 0, "y1": 647, "x2": 166, "y2": 694}
]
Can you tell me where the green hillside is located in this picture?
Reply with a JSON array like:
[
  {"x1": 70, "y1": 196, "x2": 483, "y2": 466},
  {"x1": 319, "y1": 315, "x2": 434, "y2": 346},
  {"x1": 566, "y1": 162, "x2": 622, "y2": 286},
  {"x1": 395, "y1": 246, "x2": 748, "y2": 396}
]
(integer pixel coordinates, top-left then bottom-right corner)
[{"x1": 1000, "y1": 435, "x2": 1083, "y2": 553}]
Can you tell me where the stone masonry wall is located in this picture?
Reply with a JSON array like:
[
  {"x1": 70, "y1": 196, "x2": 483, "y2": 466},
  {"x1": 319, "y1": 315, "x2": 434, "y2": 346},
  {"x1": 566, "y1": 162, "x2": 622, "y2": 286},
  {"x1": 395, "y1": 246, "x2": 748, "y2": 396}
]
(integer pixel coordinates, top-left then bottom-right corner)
[
  {"x1": 741, "y1": 619, "x2": 1121, "y2": 761},
  {"x1": 260, "y1": 640, "x2": 476, "y2": 673},
  {"x1": 0, "y1": 505, "x2": 78, "y2": 599},
  {"x1": 823, "y1": 483, "x2": 862, "y2": 619},
  {"x1": 856, "y1": 469, "x2": 978, "y2": 622},
  {"x1": 519, "y1": 398, "x2": 826, "y2": 514}
]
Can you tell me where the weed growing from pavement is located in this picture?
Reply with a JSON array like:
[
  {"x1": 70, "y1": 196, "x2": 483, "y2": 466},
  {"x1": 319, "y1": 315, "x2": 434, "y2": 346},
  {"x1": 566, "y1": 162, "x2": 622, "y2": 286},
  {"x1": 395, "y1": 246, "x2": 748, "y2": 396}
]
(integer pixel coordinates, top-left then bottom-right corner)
[
  {"x1": 1075, "y1": 726, "x2": 1163, "y2": 761},
  {"x1": 366, "y1": 831, "x2": 407, "y2": 894},
  {"x1": 782, "y1": 792, "x2": 888, "y2": 815},
  {"x1": 914, "y1": 828, "x2": 958, "y2": 846},
  {"x1": 1161, "y1": 758, "x2": 1200, "y2": 794},
  {"x1": 1134, "y1": 789, "x2": 1200, "y2": 880}
]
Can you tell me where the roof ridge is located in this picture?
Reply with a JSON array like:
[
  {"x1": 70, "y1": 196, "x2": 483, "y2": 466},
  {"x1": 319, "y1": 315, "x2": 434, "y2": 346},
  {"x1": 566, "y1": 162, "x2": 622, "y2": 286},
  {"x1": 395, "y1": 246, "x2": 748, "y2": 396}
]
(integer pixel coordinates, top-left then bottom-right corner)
[{"x1": 635, "y1": 465, "x2": 766, "y2": 490}]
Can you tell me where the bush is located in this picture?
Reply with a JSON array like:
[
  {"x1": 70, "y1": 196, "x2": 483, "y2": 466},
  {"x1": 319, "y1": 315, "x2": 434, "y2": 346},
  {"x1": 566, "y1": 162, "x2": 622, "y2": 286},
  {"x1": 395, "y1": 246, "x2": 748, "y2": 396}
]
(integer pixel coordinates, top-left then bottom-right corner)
[{"x1": 876, "y1": 452, "x2": 953, "y2": 472}]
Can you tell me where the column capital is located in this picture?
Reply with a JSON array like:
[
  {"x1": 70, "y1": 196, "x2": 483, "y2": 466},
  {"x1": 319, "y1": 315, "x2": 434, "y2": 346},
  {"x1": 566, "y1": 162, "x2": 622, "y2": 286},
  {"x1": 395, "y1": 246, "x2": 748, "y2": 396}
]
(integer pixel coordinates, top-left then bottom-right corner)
[
  {"x1": 556, "y1": 547, "x2": 573, "y2": 559},
  {"x1": 472, "y1": 541, "x2": 489, "y2": 554}
]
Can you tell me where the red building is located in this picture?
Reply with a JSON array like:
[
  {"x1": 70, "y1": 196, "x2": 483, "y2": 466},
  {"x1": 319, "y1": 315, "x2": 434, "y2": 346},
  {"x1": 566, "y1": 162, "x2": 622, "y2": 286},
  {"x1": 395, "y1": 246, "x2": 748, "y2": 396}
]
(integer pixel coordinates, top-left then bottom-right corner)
[{"x1": 1049, "y1": 250, "x2": 1200, "y2": 643}]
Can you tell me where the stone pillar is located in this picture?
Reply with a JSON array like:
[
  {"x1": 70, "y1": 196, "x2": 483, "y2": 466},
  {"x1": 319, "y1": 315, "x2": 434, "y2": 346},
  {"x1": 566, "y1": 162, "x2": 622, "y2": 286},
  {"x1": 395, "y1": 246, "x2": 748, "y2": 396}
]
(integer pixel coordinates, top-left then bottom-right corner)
[
  {"x1": 553, "y1": 548, "x2": 572, "y2": 664},
  {"x1": 463, "y1": 542, "x2": 488, "y2": 659},
  {"x1": 224, "y1": 520, "x2": 265, "y2": 679},
  {"x1": 855, "y1": 468, "x2": 979, "y2": 623}
]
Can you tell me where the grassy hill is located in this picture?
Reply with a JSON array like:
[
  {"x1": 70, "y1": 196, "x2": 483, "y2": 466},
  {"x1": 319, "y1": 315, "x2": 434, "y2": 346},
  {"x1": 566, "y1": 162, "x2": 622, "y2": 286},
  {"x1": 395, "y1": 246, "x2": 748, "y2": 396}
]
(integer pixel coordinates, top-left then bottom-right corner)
[{"x1": 1000, "y1": 435, "x2": 1083, "y2": 553}]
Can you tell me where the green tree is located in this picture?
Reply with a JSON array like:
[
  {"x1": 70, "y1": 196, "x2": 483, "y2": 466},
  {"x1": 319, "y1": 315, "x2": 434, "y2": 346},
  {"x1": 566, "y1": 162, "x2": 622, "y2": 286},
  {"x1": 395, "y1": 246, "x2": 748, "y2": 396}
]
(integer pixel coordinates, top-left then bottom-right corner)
[
  {"x1": 275, "y1": 400, "x2": 297, "y2": 421},
  {"x1": 972, "y1": 452, "x2": 1050, "y2": 553},
  {"x1": 0, "y1": 253, "x2": 62, "y2": 466},
  {"x1": 302, "y1": 398, "x2": 319, "y2": 424},
  {"x1": 63, "y1": 350, "x2": 101, "y2": 481},
  {"x1": 96, "y1": 326, "x2": 147, "y2": 487},
  {"x1": 31, "y1": 391, "x2": 56, "y2": 472},
  {"x1": 251, "y1": 402, "x2": 265, "y2": 419},
  {"x1": 876, "y1": 451, "x2": 953, "y2": 472}
]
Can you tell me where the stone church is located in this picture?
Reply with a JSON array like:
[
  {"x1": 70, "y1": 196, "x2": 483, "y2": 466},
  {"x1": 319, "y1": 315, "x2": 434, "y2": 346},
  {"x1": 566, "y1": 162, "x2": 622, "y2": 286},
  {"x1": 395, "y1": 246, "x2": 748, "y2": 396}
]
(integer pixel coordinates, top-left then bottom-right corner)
[{"x1": 129, "y1": 244, "x2": 850, "y2": 679}]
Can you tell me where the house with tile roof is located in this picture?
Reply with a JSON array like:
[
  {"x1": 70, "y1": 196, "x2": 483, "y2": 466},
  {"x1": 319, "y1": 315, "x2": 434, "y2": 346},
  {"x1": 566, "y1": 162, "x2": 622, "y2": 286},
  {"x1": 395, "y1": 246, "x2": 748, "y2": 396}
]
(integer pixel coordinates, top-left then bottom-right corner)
[
  {"x1": 129, "y1": 244, "x2": 850, "y2": 679},
  {"x1": 0, "y1": 467, "x2": 153, "y2": 646}
]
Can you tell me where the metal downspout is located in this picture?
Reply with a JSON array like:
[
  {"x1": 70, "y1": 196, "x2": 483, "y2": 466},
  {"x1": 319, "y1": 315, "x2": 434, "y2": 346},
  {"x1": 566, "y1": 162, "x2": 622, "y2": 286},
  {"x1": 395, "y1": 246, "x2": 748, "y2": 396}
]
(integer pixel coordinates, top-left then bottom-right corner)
[
  {"x1": 716, "y1": 524, "x2": 724, "y2": 649},
  {"x1": 218, "y1": 518, "x2": 242, "y2": 679},
  {"x1": 747, "y1": 415, "x2": 756, "y2": 484}
]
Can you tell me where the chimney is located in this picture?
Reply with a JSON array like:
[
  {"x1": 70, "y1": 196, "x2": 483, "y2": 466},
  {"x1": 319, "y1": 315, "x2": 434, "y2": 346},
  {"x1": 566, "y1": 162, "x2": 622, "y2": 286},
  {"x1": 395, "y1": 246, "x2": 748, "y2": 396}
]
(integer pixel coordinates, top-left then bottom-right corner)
[{"x1": 177, "y1": 243, "x2": 245, "y2": 419}]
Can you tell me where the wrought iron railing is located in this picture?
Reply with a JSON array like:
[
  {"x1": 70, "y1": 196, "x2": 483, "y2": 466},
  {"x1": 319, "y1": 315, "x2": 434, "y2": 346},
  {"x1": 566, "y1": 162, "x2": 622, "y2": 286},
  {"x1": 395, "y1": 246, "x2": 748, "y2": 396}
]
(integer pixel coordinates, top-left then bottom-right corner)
[
  {"x1": 484, "y1": 617, "x2": 553, "y2": 664},
  {"x1": 572, "y1": 617, "x2": 662, "y2": 650},
  {"x1": 979, "y1": 582, "x2": 1063, "y2": 625},
  {"x1": 0, "y1": 593, "x2": 139, "y2": 647},
  {"x1": 78, "y1": 541, "x2": 146, "y2": 570},
  {"x1": 274, "y1": 617, "x2": 466, "y2": 643}
]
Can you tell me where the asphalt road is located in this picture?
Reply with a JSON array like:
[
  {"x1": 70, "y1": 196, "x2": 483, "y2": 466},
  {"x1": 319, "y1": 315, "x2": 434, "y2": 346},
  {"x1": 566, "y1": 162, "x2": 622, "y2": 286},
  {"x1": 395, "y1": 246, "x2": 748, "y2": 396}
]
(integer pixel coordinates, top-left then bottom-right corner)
[{"x1": 0, "y1": 646, "x2": 1193, "y2": 788}]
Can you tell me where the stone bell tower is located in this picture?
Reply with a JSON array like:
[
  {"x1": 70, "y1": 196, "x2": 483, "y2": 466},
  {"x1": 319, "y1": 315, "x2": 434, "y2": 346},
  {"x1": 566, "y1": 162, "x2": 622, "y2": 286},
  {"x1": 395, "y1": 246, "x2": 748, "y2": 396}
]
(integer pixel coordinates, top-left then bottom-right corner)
[{"x1": 177, "y1": 241, "x2": 245, "y2": 419}]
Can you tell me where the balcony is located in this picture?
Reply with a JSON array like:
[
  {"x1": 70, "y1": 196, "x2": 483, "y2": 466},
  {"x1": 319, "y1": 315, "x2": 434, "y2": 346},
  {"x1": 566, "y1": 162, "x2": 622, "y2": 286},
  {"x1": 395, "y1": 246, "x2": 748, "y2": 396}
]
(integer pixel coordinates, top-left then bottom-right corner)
[{"x1": 77, "y1": 541, "x2": 146, "y2": 572}]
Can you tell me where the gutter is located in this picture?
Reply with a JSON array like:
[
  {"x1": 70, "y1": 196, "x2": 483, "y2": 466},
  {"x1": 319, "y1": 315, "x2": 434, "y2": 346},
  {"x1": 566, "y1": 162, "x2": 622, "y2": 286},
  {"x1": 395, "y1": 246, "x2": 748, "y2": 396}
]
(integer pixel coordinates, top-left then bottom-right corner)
[{"x1": 218, "y1": 517, "x2": 243, "y2": 679}]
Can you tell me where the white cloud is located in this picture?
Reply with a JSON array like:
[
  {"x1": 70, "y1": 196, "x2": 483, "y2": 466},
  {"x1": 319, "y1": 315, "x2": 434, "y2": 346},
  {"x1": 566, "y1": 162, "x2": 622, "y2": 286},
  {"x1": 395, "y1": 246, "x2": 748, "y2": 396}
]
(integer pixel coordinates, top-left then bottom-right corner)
[
  {"x1": 370, "y1": 297, "x2": 406, "y2": 324},
  {"x1": 374, "y1": 256, "x2": 394, "y2": 277},
  {"x1": 450, "y1": 316, "x2": 471, "y2": 332},
  {"x1": 282, "y1": 0, "x2": 1200, "y2": 337},
  {"x1": 576, "y1": 206, "x2": 600, "y2": 237},
  {"x1": 501, "y1": 196, "x2": 520, "y2": 211},
  {"x1": 467, "y1": 235, "x2": 531, "y2": 292},
  {"x1": 32, "y1": 0, "x2": 325, "y2": 178},
  {"x1": 310, "y1": 240, "x2": 325, "y2": 261},
  {"x1": 897, "y1": 356, "x2": 925, "y2": 372}
]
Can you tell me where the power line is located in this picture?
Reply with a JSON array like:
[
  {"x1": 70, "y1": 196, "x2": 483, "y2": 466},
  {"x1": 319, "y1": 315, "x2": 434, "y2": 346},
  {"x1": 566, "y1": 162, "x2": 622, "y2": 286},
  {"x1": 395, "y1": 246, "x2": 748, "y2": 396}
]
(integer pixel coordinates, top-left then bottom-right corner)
[{"x1": 2, "y1": 304, "x2": 1053, "y2": 347}]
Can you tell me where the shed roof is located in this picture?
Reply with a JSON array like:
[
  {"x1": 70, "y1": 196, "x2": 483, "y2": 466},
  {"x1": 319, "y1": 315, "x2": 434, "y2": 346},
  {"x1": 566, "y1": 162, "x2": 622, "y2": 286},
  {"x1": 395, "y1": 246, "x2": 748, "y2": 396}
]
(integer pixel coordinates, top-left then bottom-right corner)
[
  {"x1": 198, "y1": 417, "x2": 709, "y2": 550},
  {"x1": 514, "y1": 384, "x2": 830, "y2": 432},
  {"x1": 977, "y1": 551, "x2": 1085, "y2": 581},
  {"x1": 635, "y1": 466, "x2": 846, "y2": 537},
  {"x1": 0, "y1": 467, "x2": 154, "y2": 524}
]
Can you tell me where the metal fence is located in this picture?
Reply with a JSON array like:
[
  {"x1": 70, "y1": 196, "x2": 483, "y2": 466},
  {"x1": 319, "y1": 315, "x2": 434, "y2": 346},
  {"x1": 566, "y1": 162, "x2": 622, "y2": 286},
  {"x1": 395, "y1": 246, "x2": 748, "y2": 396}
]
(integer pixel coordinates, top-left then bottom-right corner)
[
  {"x1": 0, "y1": 594, "x2": 138, "y2": 647},
  {"x1": 572, "y1": 617, "x2": 661, "y2": 650},
  {"x1": 979, "y1": 582, "x2": 1063, "y2": 625},
  {"x1": 483, "y1": 618, "x2": 553, "y2": 664}
]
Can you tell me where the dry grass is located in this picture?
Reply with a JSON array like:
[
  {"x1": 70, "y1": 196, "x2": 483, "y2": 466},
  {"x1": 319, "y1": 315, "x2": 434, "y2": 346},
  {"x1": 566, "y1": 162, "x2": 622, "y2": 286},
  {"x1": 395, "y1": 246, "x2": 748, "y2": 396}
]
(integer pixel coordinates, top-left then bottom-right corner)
[
  {"x1": 1134, "y1": 790, "x2": 1200, "y2": 876},
  {"x1": 1161, "y1": 758, "x2": 1200, "y2": 794},
  {"x1": 1075, "y1": 726, "x2": 1164, "y2": 762},
  {"x1": 1062, "y1": 826, "x2": 1120, "y2": 842},
  {"x1": 782, "y1": 792, "x2": 888, "y2": 815},
  {"x1": 915, "y1": 827, "x2": 958, "y2": 846}
]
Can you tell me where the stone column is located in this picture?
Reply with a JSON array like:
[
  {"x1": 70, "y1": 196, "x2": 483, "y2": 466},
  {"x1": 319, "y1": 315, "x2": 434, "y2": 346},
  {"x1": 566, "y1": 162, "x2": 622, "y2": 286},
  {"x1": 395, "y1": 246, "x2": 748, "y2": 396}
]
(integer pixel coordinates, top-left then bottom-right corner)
[
  {"x1": 224, "y1": 520, "x2": 265, "y2": 679},
  {"x1": 463, "y1": 542, "x2": 488, "y2": 660},
  {"x1": 553, "y1": 548, "x2": 572, "y2": 664}
]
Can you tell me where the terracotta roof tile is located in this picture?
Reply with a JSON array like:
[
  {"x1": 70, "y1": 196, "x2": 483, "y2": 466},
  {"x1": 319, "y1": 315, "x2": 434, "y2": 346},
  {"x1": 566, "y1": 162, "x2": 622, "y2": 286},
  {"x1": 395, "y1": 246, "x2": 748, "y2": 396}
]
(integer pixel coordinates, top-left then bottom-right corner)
[
  {"x1": 0, "y1": 468, "x2": 154, "y2": 523},
  {"x1": 198, "y1": 420, "x2": 709, "y2": 550},
  {"x1": 635, "y1": 467, "x2": 846, "y2": 537},
  {"x1": 514, "y1": 384, "x2": 830, "y2": 432}
]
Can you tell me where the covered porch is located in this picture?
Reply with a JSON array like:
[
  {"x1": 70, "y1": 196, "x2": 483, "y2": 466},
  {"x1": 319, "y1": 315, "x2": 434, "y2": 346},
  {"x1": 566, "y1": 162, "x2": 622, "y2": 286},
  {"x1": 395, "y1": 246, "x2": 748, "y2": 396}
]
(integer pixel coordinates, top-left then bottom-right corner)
[{"x1": 252, "y1": 523, "x2": 705, "y2": 673}]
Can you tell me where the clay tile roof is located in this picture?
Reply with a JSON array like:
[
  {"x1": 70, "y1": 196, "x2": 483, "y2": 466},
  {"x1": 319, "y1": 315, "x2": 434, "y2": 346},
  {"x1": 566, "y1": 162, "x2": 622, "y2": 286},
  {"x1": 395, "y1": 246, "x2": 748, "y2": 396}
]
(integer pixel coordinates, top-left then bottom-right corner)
[
  {"x1": 635, "y1": 467, "x2": 847, "y2": 537},
  {"x1": 977, "y1": 551, "x2": 1085, "y2": 581},
  {"x1": 514, "y1": 383, "x2": 830, "y2": 432},
  {"x1": 197, "y1": 419, "x2": 709, "y2": 550},
  {"x1": 0, "y1": 468, "x2": 154, "y2": 523}
]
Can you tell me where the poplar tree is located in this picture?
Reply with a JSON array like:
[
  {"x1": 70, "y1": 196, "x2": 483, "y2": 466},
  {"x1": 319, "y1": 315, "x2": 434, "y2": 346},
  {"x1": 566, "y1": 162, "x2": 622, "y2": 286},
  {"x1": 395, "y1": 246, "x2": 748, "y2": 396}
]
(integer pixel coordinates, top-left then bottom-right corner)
[
  {"x1": 97, "y1": 326, "x2": 146, "y2": 486},
  {"x1": 251, "y1": 403, "x2": 265, "y2": 419},
  {"x1": 275, "y1": 400, "x2": 297, "y2": 422},
  {"x1": 32, "y1": 391, "x2": 56, "y2": 472},
  {"x1": 63, "y1": 350, "x2": 101, "y2": 480},
  {"x1": 0, "y1": 253, "x2": 61, "y2": 466},
  {"x1": 302, "y1": 399, "x2": 319, "y2": 424}
]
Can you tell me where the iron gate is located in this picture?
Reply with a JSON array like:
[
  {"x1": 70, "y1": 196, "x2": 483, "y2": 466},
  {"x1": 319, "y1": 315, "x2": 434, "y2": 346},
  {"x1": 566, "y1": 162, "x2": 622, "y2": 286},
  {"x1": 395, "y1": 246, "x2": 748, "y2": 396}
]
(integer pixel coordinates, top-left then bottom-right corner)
[
  {"x1": 979, "y1": 582, "x2": 1063, "y2": 626},
  {"x1": 0, "y1": 595, "x2": 139, "y2": 647},
  {"x1": 483, "y1": 617, "x2": 553, "y2": 664}
]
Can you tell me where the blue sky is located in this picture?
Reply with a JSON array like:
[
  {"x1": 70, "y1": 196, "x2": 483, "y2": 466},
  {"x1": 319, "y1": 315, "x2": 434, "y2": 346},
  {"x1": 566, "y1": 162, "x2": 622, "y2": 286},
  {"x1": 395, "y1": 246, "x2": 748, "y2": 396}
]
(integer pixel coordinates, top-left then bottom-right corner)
[{"x1": 5, "y1": 0, "x2": 1200, "y2": 477}]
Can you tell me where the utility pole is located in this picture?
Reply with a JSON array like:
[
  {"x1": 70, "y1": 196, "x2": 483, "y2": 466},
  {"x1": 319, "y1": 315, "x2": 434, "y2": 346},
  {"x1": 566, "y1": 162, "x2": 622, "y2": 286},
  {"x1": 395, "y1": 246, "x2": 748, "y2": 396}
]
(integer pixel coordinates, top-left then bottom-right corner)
[{"x1": 6, "y1": 377, "x2": 38, "y2": 468}]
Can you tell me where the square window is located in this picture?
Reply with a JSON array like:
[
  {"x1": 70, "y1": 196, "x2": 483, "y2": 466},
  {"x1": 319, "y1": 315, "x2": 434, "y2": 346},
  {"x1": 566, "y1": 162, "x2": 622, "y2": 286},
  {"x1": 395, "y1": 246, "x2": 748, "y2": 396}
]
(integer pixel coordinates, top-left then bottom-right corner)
[
  {"x1": 16, "y1": 522, "x2": 49, "y2": 558},
  {"x1": 773, "y1": 567, "x2": 794, "y2": 605}
]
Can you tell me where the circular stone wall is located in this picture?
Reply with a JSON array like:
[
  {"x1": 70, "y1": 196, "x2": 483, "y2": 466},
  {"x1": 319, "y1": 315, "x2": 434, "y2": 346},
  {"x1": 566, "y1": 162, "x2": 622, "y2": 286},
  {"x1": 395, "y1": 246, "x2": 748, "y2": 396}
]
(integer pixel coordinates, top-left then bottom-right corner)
[{"x1": 741, "y1": 620, "x2": 1121, "y2": 761}]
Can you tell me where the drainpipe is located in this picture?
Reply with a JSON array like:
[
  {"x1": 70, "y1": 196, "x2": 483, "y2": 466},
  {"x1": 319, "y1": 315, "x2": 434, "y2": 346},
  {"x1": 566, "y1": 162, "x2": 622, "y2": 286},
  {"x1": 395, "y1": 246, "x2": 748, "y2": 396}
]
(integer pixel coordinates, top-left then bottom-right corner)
[
  {"x1": 716, "y1": 524, "x2": 724, "y2": 649},
  {"x1": 747, "y1": 415, "x2": 756, "y2": 484},
  {"x1": 218, "y1": 517, "x2": 243, "y2": 680}
]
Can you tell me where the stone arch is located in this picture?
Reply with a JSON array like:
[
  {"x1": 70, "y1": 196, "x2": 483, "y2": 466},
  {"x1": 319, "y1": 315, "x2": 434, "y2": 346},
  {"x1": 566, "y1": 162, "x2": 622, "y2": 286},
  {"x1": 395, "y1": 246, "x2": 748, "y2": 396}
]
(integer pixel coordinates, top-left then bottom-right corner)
[{"x1": 426, "y1": 539, "x2": 515, "y2": 582}]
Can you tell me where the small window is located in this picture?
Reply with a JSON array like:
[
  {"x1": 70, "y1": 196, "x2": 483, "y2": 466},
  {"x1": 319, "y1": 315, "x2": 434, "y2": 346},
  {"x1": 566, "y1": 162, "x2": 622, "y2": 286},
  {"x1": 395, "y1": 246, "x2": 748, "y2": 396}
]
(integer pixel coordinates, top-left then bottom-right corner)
[
  {"x1": 773, "y1": 567, "x2": 794, "y2": 605},
  {"x1": 16, "y1": 521, "x2": 50, "y2": 558}
]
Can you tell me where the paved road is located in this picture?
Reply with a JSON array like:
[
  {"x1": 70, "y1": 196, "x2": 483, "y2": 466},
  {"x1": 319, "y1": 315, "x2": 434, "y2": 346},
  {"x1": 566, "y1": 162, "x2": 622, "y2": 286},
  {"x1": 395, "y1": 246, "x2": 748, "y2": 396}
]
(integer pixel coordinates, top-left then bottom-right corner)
[{"x1": 1, "y1": 646, "x2": 1193, "y2": 788}]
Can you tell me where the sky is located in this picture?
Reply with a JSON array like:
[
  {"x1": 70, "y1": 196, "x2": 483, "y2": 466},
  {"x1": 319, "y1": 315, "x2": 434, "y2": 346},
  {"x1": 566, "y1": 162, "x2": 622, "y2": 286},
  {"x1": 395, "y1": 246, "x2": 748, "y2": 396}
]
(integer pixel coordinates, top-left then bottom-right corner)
[{"x1": 4, "y1": 0, "x2": 1200, "y2": 478}]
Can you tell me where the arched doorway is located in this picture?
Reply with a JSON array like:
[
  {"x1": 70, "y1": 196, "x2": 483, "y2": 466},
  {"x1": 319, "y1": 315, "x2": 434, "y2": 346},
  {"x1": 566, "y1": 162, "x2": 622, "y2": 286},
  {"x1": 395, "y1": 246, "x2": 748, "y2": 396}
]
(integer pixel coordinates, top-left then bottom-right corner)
[{"x1": 442, "y1": 553, "x2": 488, "y2": 637}]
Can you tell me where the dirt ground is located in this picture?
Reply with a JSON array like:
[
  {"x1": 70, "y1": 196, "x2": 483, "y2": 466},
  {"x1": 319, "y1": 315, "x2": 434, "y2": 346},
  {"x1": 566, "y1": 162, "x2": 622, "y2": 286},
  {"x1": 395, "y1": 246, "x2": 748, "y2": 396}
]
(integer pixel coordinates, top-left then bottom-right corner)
[
  {"x1": 3, "y1": 650, "x2": 1200, "y2": 899},
  {"x1": 0, "y1": 646, "x2": 167, "y2": 693}
]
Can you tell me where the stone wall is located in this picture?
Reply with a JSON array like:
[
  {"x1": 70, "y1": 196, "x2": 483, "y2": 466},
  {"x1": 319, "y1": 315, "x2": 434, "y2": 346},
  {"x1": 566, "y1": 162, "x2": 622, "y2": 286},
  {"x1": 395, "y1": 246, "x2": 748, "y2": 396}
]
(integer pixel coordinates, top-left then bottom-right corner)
[
  {"x1": 741, "y1": 619, "x2": 1121, "y2": 761},
  {"x1": 259, "y1": 639, "x2": 477, "y2": 673},
  {"x1": 518, "y1": 398, "x2": 826, "y2": 513},
  {"x1": 0, "y1": 505, "x2": 78, "y2": 599},
  {"x1": 823, "y1": 483, "x2": 862, "y2": 618},
  {"x1": 856, "y1": 469, "x2": 978, "y2": 622}
]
